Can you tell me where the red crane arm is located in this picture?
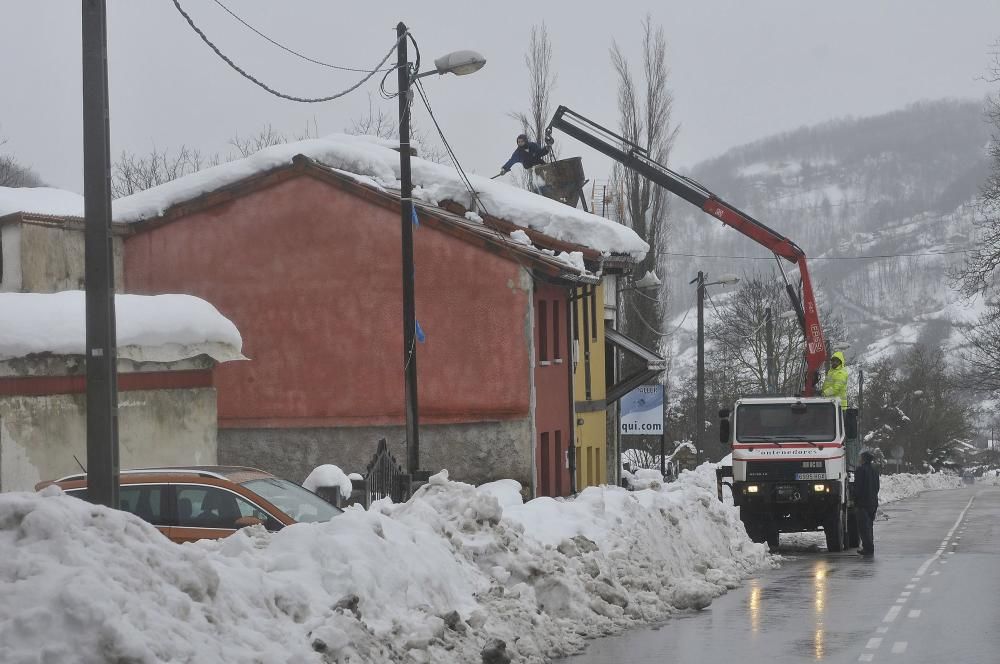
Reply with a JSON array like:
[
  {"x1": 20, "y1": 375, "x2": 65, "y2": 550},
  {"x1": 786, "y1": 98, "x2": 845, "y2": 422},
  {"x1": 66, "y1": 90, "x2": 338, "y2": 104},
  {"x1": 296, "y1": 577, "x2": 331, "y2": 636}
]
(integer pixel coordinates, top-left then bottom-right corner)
[{"x1": 547, "y1": 106, "x2": 828, "y2": 394}]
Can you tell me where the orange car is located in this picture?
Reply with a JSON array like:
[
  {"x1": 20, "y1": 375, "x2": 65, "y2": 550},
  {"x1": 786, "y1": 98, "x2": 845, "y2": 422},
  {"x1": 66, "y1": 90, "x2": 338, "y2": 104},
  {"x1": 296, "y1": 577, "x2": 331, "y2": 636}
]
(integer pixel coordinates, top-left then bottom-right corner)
[{"x1": 36, "y1": 466, "x2": 343, "y2": 544}]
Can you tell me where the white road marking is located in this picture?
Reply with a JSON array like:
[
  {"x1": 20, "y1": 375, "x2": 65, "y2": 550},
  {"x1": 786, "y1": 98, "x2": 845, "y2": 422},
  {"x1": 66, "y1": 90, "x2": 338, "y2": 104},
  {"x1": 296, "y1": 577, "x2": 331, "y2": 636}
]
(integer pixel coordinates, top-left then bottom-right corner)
[
  {"x1": 910, "y1": 577, "x2": 920, "y2": 582},
  {"x1": 931, "y1": 570, "x2": 940, "y2": 576},
  {"x1": 891, "y1": 642, "x2": 908, "y2": 654},
  {"x1": 877, "y1": 626, "x2": 889, "y2": 634},
  {"x1": 867, "y1": 637, "x2": 883, "y2": 649},
  {"x1": 883, "y1": 605, "x2": 902, "y2": 623},
  {"x1": 895, "y1": 598, "x2": 906, "y2": 604},
  {"x1": 901, "y1": 591, "x2": 911, "y2": 597},
  {"x1": 905, "y1": 584, "x2": 915, "y2": 589},
  {"x1": 859, "y1": 655, "x2": 874, "y2": 662},
  {"x1": 916, "y1": 495, "x2": 974, "y2": 576},
  {"x1": 921, "y1": 587, "x2": 931, "y2": 594},
  {"x1": 908, "y1": 609, "x2": 921, "y2": 618},
  {"x1": 948, "y1": 551, "x2": 955, "y2": 555}
]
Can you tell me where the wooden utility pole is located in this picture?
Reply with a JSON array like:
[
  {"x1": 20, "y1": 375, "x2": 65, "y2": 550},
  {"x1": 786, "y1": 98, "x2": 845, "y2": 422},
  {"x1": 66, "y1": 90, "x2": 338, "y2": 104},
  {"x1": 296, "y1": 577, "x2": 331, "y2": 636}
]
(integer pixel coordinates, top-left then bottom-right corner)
[{"x1": 82, "y1": 0, "x2": 119, "y2": 508}]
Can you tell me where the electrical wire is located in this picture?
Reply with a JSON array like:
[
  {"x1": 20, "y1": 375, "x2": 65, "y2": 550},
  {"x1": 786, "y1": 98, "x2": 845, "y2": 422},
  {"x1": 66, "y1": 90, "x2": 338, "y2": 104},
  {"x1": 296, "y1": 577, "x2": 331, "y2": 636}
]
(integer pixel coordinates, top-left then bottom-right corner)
[
  {"x1": 171, "y1": 0, "x2": 401, "y2": 103},
  {"x1": 625, "y1": 293, "x2": 693, "y2": 338},
  {"x1": 209, "y1": 0, "x2": 396, "y2": 73},
  {"x1": 656, "y1": 248, "x2": 970, "y2": 261}
]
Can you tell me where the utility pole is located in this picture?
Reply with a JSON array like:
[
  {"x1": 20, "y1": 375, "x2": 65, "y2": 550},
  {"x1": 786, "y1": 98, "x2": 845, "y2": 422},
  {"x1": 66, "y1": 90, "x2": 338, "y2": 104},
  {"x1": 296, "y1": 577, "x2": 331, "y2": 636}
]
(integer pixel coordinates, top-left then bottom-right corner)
[
  {"x1": 397, "y1": 22, "x2": 420, "y2": 476},
  {"x1": 764, "y1": 307, "x2": 776, "y2": 394},
  {"x1": 82, "y1": 0, "x2": 119, "y2": 508},
  {"x1": 695, "y1": 271, "x2": 705, "y2": 466}
]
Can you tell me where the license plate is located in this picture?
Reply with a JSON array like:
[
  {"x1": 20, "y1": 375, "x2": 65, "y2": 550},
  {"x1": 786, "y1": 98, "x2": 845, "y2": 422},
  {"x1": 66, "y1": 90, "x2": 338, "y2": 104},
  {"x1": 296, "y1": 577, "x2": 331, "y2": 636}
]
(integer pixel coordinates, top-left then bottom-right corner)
[{"x1": 795, "y1": 472, "x2": 826, "y2": 480}]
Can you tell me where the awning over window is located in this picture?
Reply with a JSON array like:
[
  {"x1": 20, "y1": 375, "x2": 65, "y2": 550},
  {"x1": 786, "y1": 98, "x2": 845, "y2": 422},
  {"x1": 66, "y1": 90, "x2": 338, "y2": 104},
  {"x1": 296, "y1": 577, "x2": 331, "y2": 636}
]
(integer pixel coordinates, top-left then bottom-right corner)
[{"x1": 605, "y1": 327, "x2": 666, "y2": 404}]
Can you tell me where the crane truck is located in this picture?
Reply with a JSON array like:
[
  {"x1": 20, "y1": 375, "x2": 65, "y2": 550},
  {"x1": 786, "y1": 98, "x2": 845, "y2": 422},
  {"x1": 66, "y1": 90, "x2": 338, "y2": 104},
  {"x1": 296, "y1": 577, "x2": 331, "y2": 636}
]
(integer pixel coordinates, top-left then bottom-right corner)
[{"x1": 545, "y1": 106, "x2": 861, "y2": 551}]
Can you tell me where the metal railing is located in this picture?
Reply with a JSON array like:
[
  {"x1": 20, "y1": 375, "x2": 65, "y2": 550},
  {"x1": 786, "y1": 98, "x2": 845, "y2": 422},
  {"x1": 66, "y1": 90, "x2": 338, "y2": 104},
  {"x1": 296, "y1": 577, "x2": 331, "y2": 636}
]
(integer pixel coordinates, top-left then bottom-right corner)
[{"x1": 363, "y1": 438, "x2": 411, "y2": 507}]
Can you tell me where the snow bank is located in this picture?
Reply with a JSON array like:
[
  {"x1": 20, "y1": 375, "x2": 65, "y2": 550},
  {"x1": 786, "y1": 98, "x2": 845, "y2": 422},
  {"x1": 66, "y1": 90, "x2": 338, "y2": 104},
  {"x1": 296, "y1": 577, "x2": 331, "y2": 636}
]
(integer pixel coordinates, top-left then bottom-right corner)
[
  {"x1": 0, "y1": 291, "x2": 244, "y2": 363},
  {"x1": 0, "y1": 186, "x2": 84, "y2": 218},
  {"x1": 878, "y1": 471, "x2": 961, "y2": 503},
  {"x1": 303, "y1": 465, "x2": 353, "y2": 498},
  {"x1": 112, "y1": 134, "x2": 649, "y2": 260},
  {"x1": 0, "y1": 470, "x2": 769, "y2": 663}
]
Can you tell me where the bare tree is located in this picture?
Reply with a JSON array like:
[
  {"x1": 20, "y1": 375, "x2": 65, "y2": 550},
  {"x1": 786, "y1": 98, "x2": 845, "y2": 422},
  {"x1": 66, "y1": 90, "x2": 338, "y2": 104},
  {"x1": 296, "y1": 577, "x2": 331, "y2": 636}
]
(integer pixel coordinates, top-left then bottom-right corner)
[
  {"x1": 959, "y1": 41, "x2": 1000, "y2": 294},
  {"x1": 610, "y1": 15, "x2": 680, "y2": 358},
  {"x1": 0, "y1": 135, "x2": 44, "y2": 187},
  {"x1": 111, "y1": 145, "x2": 215, "y2": 198},
  {"x1": 509, "y1": 23, "x2": 557, "y2": 148},
  {"x1": 705, "y1": 271, "x2": 847, "y2": 396},
  {"x1": 347, "y1": 95, "x2": 448, "y2": 164}
]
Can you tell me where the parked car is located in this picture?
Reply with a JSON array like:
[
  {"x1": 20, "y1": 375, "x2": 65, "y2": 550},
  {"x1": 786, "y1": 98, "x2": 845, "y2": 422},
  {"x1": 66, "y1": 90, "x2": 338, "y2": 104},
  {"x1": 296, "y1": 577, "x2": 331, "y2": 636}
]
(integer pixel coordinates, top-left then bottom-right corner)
[
  {"x1": 36, "y1": 466, "x2": 342, "y2": 544},
  {"x1": 962, "y1": 471, "x2": 976, "y2": 485}
]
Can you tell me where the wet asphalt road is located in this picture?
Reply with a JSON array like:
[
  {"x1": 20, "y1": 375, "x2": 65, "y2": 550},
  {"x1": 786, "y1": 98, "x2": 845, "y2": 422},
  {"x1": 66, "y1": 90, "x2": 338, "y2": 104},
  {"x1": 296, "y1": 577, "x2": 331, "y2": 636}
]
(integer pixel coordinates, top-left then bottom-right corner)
[{"x1": 561, "y1": 484, "x2": 1000, "y2": 664}]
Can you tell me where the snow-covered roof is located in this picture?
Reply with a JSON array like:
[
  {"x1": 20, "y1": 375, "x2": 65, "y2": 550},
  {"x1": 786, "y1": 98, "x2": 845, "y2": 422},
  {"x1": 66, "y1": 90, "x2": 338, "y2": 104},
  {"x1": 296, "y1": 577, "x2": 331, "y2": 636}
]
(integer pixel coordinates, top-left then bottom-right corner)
[
  {"x1": 0, "y1": 187, "x2": 85, "y2": 219},
  {"x1": 0, "y1": 291, "x2": 244, "y2": 364},
  {"x1": 112, "y1": 134, "x2": 649, "y2": 260}
]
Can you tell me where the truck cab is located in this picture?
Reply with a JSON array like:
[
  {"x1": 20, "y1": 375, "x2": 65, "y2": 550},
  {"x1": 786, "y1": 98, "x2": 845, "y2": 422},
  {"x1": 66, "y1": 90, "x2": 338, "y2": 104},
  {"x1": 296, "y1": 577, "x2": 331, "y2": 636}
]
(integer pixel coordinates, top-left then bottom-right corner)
[{"x1": 719, "y1": 396, "x2": 860, "y2": 551}]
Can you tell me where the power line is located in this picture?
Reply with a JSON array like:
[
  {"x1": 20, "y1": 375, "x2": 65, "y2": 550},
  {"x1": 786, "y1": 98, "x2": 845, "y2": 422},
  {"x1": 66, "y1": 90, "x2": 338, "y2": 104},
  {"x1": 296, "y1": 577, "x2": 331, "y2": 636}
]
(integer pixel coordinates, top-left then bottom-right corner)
[
  {"x1": 209, "y1": 0, "x2": 396, "y2": 73},
  {"x1": 656, "y1": 248, "x2": 970, "y2": 261},
  {"x1": 171, "y1": 0, "x2": 400, "y2": 103}
]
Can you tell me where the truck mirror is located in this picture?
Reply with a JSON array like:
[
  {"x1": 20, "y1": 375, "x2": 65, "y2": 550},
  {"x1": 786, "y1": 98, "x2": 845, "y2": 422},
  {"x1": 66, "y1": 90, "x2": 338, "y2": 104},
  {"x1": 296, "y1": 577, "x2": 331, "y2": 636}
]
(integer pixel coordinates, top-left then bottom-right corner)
[
  {"x1": 844, "y1": 408, "x2": 859, "y2": 440},
  {"x1": 719, "y1": 417, "x2": 731, "y2": 445}
]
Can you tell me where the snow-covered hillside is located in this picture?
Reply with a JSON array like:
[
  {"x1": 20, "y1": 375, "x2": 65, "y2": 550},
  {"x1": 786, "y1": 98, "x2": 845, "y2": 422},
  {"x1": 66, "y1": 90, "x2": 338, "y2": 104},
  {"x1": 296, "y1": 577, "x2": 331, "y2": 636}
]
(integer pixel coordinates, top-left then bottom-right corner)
[{"x1": 663, "y1": 99, "x2": 990, "y2": 377}]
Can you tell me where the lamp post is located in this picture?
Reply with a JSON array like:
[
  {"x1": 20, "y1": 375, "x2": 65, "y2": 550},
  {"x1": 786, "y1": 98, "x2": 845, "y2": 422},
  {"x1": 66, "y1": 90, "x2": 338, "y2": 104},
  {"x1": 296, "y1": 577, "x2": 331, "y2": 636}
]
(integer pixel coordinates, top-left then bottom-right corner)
[
  {"x1": 691, "y1": 271, "x2": 739, "y2": 465},
  {"x1": 396, "y1": 22, "x2": 485, "y2": 476}
]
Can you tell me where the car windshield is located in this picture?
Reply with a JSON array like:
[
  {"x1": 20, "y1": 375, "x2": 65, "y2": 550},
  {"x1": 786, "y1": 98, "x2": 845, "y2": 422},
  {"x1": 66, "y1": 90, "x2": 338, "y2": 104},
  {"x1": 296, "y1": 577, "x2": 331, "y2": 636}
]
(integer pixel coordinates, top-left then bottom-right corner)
[
  {"x1": 736, "y1": 402, "x2": 837, "y2": 443},
  {"x1": 241, "y1": 478, "x2": 343, "y2": 523}
]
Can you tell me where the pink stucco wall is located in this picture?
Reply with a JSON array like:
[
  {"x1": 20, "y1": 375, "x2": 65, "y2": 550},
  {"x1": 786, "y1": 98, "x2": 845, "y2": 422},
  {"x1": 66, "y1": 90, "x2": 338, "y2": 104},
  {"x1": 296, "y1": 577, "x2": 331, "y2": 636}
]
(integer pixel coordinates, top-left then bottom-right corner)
[{"x1": 124, "y1": 174, "x2": 532, "y2": 427}]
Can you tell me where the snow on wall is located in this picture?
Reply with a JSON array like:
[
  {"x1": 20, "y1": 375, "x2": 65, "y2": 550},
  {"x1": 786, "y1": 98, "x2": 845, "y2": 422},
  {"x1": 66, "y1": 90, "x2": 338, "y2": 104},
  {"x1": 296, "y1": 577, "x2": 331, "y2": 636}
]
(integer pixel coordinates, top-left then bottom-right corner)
[
  {"x1": 0, "y1": 467, "x2": 769, "y2": 663},
  {"x1": 0, "y1": 186, "x2": 84, "y2": 218},
  {"x1": 111, "y1": 134, "x2": 649, "y2": 259},
  {"x1": 0, "y1": 291, "x2": 244, "y2": 363}
]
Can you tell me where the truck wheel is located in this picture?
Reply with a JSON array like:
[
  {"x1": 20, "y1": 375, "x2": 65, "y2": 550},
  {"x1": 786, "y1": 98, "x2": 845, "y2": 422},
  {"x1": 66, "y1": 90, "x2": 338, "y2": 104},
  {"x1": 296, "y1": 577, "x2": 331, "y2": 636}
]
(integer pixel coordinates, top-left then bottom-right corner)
[
  {"x1": 825, "y1": 509, "x2": 846, "y2": 552},
  {"x1": 847, "y1": 508, "x2": 860, "y2": 548}
]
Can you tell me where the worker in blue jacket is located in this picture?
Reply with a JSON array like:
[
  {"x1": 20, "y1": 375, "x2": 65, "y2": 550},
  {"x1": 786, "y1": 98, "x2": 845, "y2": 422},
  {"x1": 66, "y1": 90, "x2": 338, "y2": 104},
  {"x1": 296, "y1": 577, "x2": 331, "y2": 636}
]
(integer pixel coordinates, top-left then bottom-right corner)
[{"x1": 500, "y1": 134, "x2": 550, "y2": 175}]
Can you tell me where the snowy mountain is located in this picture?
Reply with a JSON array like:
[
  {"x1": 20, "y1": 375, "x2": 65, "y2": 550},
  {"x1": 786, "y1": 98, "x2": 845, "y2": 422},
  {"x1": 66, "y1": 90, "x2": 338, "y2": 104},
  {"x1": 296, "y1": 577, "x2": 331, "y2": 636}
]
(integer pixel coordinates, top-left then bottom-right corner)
[{"x1": 663, "y1": 99, "x2": 991, "y2": 377}]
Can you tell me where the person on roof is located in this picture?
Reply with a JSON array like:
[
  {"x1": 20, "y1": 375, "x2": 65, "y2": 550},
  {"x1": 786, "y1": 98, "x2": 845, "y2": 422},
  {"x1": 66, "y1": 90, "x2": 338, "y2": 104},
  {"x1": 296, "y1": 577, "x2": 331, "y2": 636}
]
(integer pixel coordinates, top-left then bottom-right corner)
[
  {"x1": 500, "y1": 134, "x2": 551, "y2": 175},
  {"x1": 821, "y1": 351, "x2": 849, "y2": 407}
]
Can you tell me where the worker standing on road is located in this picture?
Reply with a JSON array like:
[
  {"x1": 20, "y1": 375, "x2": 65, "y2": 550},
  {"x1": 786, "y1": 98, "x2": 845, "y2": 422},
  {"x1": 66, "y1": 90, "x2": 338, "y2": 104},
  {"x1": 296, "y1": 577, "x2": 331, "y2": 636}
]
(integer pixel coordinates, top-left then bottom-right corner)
[
  {"x1": 854, "y1": 451, "x2": 880, "y2": 557},
  {"x1": 499, "y1": 133, "x2": 551, "y2": 175},
  {"x1": 821, "y1": 351, "x2": 849, "y2": 407}
]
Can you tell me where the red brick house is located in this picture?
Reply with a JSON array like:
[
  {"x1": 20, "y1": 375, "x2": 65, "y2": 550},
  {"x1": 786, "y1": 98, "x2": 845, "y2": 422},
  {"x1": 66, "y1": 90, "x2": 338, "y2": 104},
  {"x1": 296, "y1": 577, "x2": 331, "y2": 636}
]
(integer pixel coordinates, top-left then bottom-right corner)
[{"x1": 118, "y1": 136, "x2": 648, "y2": 495}]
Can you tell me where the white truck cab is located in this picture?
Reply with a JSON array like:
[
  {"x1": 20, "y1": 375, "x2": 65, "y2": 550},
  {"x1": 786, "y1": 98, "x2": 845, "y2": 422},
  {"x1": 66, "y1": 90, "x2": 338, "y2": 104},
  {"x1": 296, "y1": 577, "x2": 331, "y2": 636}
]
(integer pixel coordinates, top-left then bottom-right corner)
[{"x1": 718, "y1": 396, "x2": 860, "y2": 551}]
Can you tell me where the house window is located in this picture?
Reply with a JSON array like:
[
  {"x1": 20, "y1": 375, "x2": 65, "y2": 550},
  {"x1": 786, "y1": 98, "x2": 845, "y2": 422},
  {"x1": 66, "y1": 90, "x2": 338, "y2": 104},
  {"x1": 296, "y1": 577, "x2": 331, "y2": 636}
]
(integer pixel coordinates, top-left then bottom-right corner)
[
  {"x1": 540, "y1": 432, "x2": 551, "y2": 496},
  {"x1": 538, "y1": 300, "x2": 549, "y2": 363},
  {"x1": 552, "y1": 300, "x2": 560, "y2": 360},
  {"x1": 590, "y1": 286, "x2": 598, "y2": 341},
  {"x1": 554, "y1": 430, "x2": 563, "y2": 496}
]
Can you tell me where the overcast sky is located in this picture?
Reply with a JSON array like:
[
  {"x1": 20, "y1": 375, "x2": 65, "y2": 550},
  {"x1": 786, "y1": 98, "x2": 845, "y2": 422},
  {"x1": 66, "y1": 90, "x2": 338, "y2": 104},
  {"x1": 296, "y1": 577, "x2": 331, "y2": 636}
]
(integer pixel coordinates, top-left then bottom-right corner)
[{"x1": 2, "y1": 0, "x2": 999, "y2": 193}]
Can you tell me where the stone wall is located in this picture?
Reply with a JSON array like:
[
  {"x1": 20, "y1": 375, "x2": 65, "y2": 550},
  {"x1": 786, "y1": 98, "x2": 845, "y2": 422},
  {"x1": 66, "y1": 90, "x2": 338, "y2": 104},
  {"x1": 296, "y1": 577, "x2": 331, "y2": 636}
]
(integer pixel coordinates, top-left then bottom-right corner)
[
  {"x1": 9, "y1": 221, "x2": 123, "y2": 292},
  {"x1": 219, "y1": 418, "x2": 533, "y2": 488},
  {"x1": 0, "y1": 387, "x2": 218, "y2": 492}
]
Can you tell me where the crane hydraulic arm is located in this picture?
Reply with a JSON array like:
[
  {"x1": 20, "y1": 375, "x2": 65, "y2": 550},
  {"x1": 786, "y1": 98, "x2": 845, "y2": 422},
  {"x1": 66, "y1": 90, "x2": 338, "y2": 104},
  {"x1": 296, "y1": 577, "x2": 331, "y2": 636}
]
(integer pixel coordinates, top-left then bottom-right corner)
[{"x1": 546, "y1": 105, "x2": 827, "y2": 395}]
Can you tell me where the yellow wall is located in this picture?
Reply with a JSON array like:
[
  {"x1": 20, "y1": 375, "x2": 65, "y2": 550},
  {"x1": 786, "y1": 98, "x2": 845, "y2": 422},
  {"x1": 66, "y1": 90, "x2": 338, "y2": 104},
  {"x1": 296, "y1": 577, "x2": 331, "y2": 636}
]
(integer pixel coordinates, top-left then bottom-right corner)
[{"x1": 573, "y1": 282, "x2": 607, "y2": 490}]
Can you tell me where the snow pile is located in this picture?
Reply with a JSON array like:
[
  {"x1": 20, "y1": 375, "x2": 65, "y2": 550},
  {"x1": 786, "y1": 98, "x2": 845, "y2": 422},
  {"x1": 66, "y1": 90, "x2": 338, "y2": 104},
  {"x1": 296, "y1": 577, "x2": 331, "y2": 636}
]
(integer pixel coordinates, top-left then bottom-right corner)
[
  {"x1": 621, "y1": 468, "x2": 664, "y2": 491},
  {"x1": 112, "y1": 134, "x2": 649, "y2": 260},
  {"x1": 0, "y1": 186, "x2": 84, "y2": 218},
  {"x1": 303, "y1": 465, "x2": 354, "y2": 498},
  {"x1": 878, "y1": 471, "x2": 961, "y2": 503},
  {"x1": 0, "y1": 469, "x2": 769, "y2": 663},
  {"x1": 0, "y1": 291, "x2": 244, "y2": 363}
]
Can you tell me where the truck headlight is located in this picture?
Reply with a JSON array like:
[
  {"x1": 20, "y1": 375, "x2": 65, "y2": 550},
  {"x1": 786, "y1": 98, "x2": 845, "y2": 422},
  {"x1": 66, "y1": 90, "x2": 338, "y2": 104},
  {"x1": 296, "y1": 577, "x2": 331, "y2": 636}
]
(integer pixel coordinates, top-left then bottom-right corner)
[
  {"x1": 813, "y1": 484, "x2": 826, "y2": 492},
  {"x1": 747, "y1": 485, "x2": 759, "y2": 493}
]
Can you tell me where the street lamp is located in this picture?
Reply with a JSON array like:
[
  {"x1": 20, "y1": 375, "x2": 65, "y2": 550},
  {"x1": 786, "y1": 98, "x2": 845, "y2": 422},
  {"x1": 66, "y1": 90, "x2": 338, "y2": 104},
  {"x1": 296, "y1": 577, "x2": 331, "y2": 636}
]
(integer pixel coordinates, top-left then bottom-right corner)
[
  {"x1": 396, "y1": 22, "x2": 485, "y2": 477},
  {"x1": 691, "y1": 271, "x2": 739, "y2": 465}
]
